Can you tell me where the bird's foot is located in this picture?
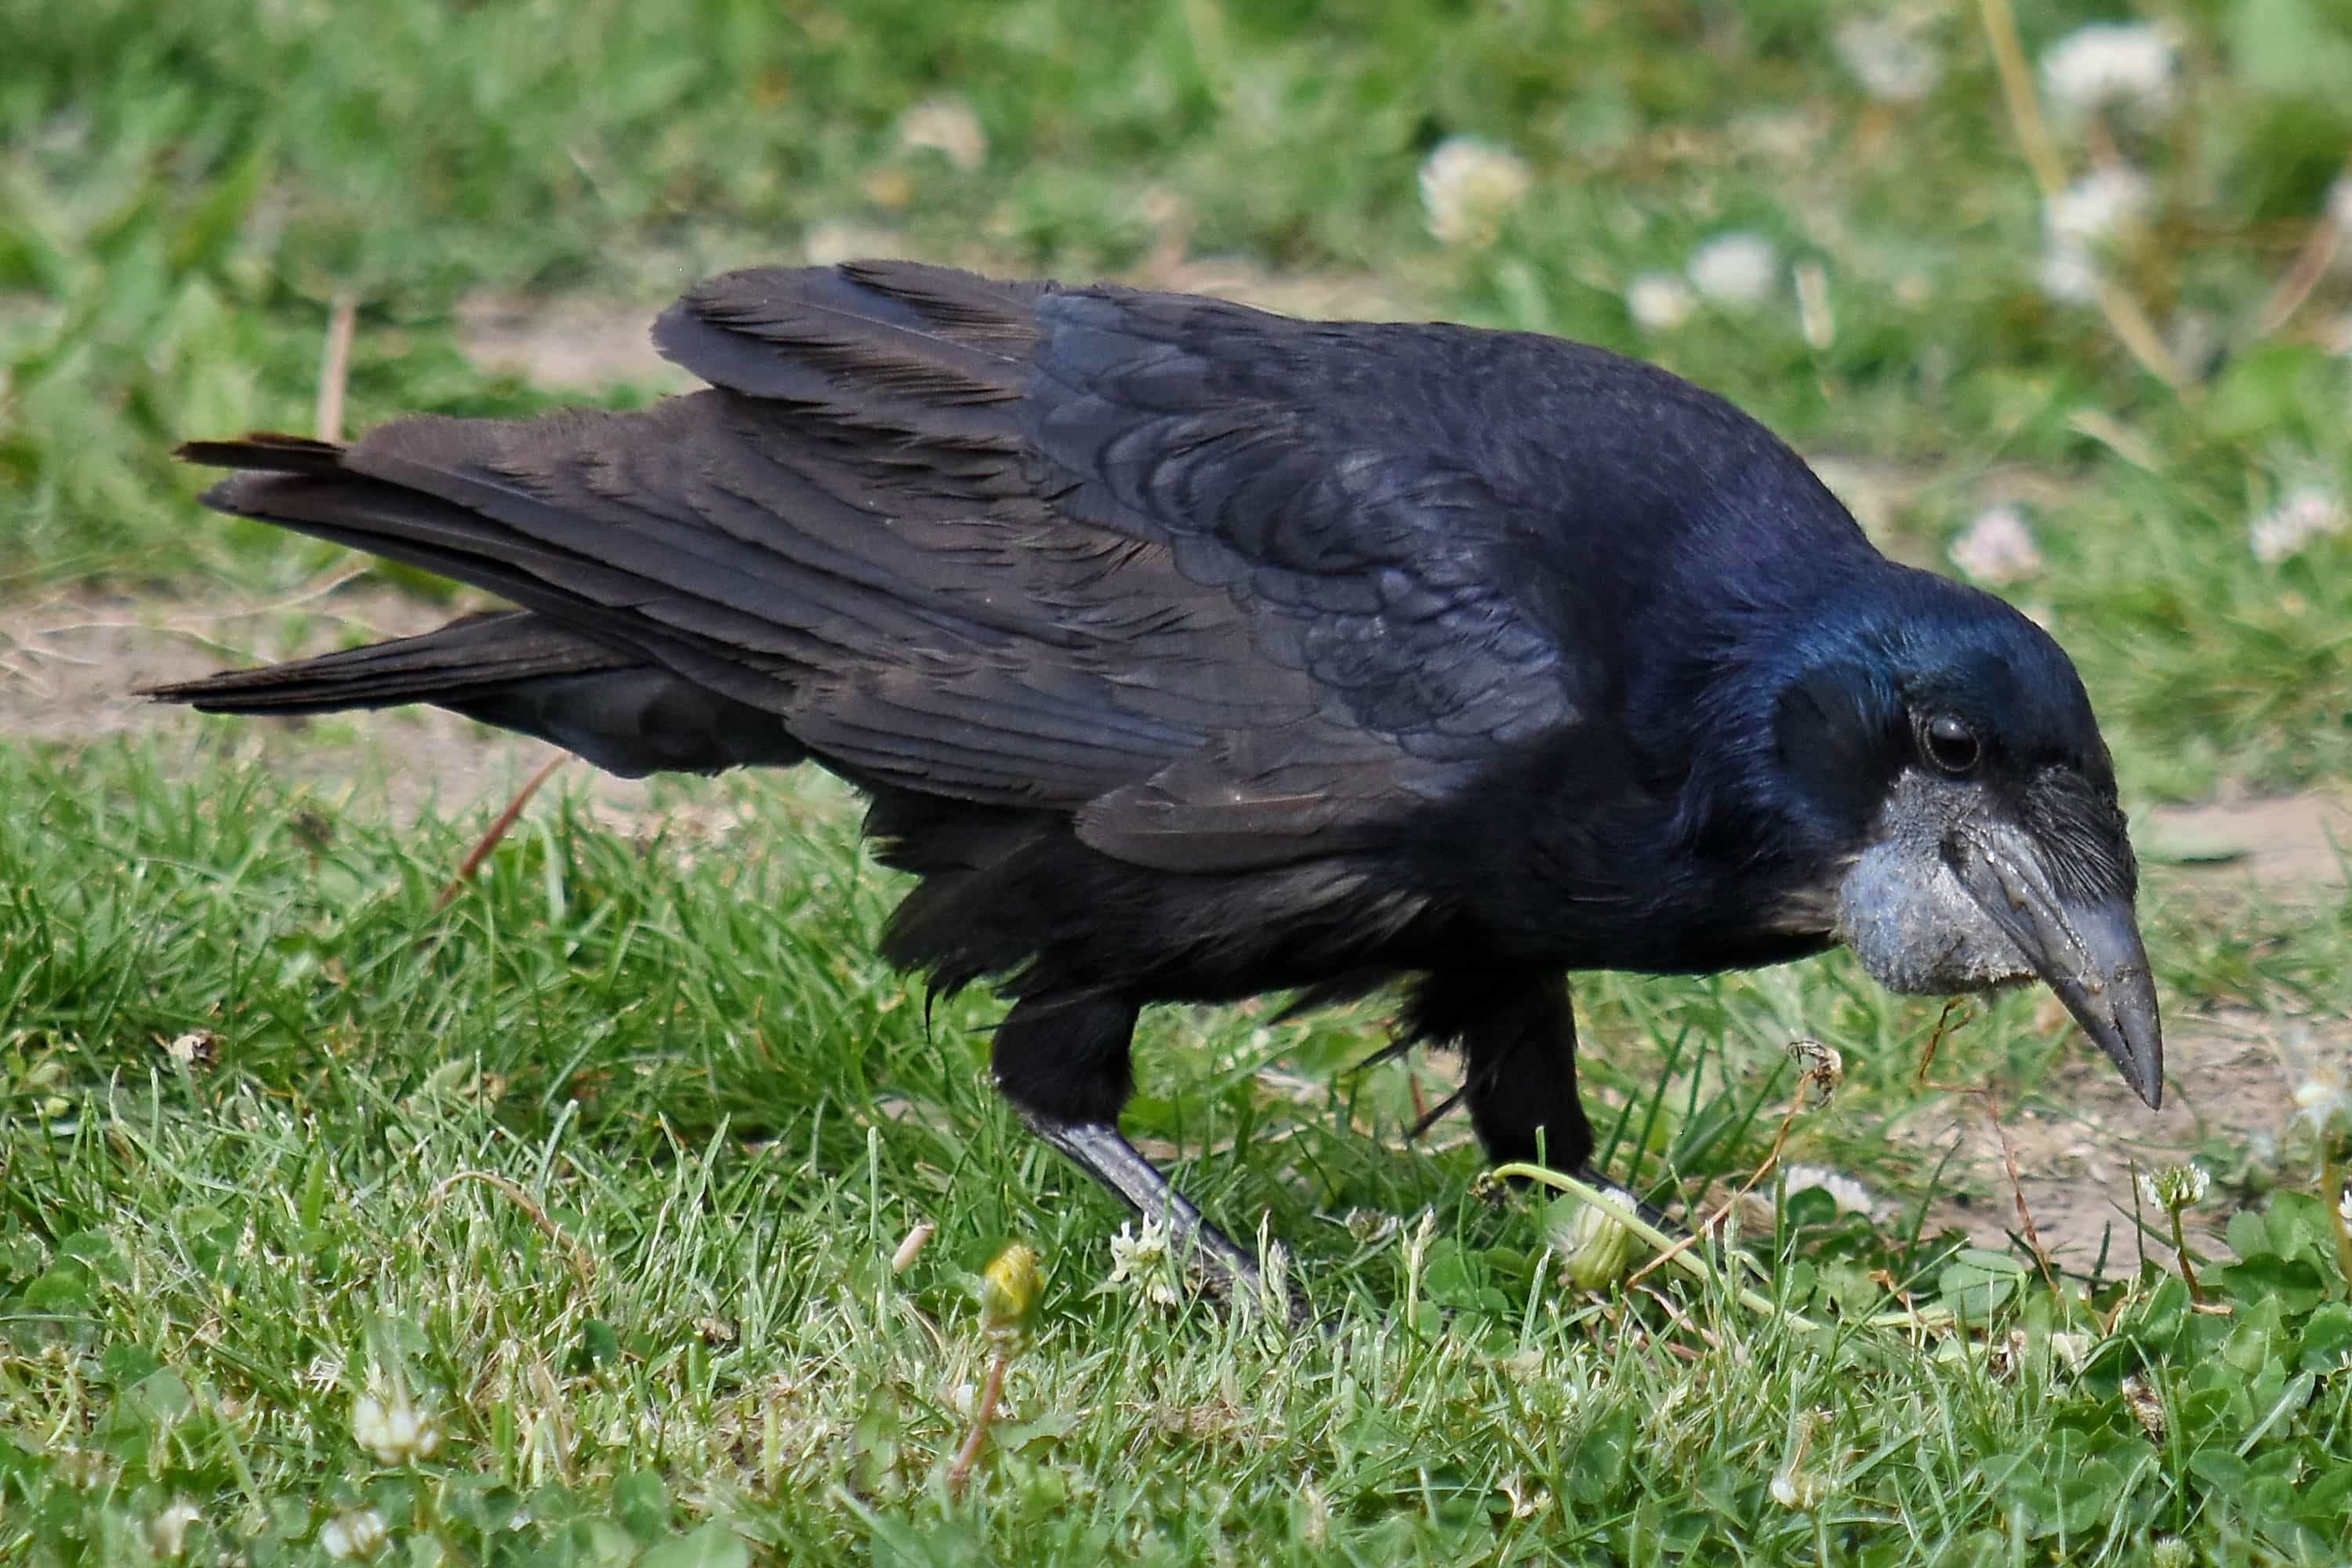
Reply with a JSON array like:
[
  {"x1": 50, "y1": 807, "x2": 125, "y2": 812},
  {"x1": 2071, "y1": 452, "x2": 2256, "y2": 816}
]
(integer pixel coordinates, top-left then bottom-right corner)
[{"x1": 1024, "y1": 1115, "x2": 1306, "y2": 1324}]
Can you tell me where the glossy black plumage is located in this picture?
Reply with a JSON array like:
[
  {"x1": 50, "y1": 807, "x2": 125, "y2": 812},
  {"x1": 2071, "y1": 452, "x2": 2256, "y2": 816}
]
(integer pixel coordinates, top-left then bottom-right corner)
[{"x1": 154, "y1": 262, "x2": 2161, "y2": 1287}]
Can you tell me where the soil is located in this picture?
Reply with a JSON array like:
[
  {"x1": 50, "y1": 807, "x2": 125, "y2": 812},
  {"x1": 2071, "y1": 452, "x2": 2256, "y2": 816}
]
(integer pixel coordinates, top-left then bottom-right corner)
[
  {"x1": 0, "y1": 584, "x2": 662, "y2": 825},
  {"x1": 1906, "y1": 1006, "x2": 2321, "y2": 1275}
]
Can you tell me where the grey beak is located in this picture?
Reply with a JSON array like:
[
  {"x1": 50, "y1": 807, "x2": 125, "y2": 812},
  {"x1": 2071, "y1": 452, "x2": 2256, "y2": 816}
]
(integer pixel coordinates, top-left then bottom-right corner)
[{"x1": 1947, "y1": 826, "x2": 2164, "y2": 1109}]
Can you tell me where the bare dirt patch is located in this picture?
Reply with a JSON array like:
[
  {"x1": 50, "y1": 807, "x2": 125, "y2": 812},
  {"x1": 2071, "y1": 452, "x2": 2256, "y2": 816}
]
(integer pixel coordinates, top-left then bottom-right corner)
[
  {"x1": 449, "y1": 259, "x2": 1432, "y2": 400},
  {"x1": 1907, "y1": 1008, "x2": 2314, "y2": 1272},
  {"x1": 0, "y1": 584, "x2": 691, "y2": 830},
  {"x1": 2144, "y1": 793, "x2": 2350, "y2": 895},
  {"x1": 456, "y1": 293, "x2": 691, "y2": 394}
]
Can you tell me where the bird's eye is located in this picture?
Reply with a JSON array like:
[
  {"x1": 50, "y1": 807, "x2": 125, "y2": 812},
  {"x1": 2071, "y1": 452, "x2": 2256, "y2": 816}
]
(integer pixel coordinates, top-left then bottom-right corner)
[{"x1": 1920, "y1": 713, "x2": 1981, "y2": 775}]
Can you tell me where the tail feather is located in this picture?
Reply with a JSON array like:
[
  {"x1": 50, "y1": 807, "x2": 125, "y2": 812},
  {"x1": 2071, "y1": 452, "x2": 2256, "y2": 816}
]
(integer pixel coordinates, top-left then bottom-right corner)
[
  {"x1": 174, "y1": 432, "x2": 346, "y2": 476},
  {"x1": 142, "y1": 610, "x2": 630, "y2": 713},
  {"x1": 145, "y1": 609, "x2": 806, "y2": 779}
]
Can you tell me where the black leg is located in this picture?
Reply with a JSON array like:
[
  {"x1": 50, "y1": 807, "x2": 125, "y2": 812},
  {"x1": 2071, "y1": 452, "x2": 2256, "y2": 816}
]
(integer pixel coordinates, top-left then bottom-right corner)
[
  {"x1": 991, "y1": 990, "x2": 1272, "y2": 1307},
  {"x1": 1403, "y1": 969, "x2": 1594, "y2": 1172},
  {"x1": 1403, "y1": 972, "x2": 1690, "y2": 1236}
]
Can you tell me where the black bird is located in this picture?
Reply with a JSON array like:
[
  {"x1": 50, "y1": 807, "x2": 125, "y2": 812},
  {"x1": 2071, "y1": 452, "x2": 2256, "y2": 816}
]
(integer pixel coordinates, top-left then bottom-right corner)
[{"x1": 152, "y1": 261, "x2": 2163, "y2": 1293}]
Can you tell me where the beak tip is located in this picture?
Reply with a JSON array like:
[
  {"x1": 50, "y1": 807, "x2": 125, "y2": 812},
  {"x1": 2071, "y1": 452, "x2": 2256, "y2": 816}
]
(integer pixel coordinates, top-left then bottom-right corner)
[
  {"x1": 2105, "y1": 1017, "x2": 2164, "y2": 1112},
  {"x1": 2100, "y1": 1009, "x2": 2164, "y2": 1113}
]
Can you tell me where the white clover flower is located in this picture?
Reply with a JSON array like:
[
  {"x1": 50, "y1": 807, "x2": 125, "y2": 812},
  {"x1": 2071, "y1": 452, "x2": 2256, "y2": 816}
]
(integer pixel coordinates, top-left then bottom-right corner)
[
  {"x1": 2137, "y1": 1163, "x2": 2209, "y2": 1211},
  {"x1": 2149, "y1": 1537, "x2": 2193, "y2": 1568},
  {"x1": 150, "y1": 1498, "x2": 201, "y2": 1558},
  {"x1": 2041, "y1": 24, "x2": 2176, "y2": 120},
  {"x1": 2045, "y1": 168, "x2": 2151, "y2": 252},
  {"x1": 1769, "y1": 1468, "x2": 1828, "y2": 1510},
  {"x1": 1783, "y1": 1163, "x2": 1878, "y2": 1220},
  {"x1": 353, "y1": 1379, "x2": 441, "y2": 1465},
  {"x1": 1419, "y1": 136, "x2": 1533, "y2": 247},
  {"x1": 1833, "y1": 16, "x2": 1942, "y2": 104},
  {"x1": 896, "y1": 98, "x2": 988, "y2": 172},
  {"x1": 319, "y1": 1508, "x2": 388, "y2": 1560},
  {"x1": 2038, "y1": 168, "x2": 2151, "y2": 307},
  {"x1": 2037, "y1": 245, "x2": 2103, "y2": 305},
  {"x1": 1625, "y1": 272, "x2": 1697, "y2": 332},
  {"x1": 2249, "y1": 486, "x2": 2347, "y2": 565},
  {"x1": 1686, "y1": 232, "x2": 1780, "y2": 308},
  {"x1": 1103, "y1": 1217, "x2": 1182, "y2": 1310},
  {"x1": 1948, "y1": 505, "x2": 2045, "y2": 586}
]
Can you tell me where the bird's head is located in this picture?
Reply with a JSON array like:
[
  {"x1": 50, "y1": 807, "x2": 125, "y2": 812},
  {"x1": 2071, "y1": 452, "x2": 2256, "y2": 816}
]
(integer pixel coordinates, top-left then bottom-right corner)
[{"x1": 1754, "y1": 570, "x2": 2161, "y2": 1108}]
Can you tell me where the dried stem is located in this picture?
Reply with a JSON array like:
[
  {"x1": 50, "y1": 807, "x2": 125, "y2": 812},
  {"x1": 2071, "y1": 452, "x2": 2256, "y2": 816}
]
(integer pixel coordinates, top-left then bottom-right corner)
[
  {"x1": 1974, "y1": 0, "x2": 2190, "y2": 389},
  {"x1": 427, "y1": 1169, "x2": 597, "y2": 1298},
  {"x1": 317, "y1": 296, "x2": 358, "y2": 444},
  {"x1": 1976, "y1": 0, "x2": 2066, "y2": 194},
  {"x1": 2255, "y1": 158, "x2": 2351, "y2": 339},
  {"x1": 436, "y1": 753, "x2": 568, "y2": 909},
  {"x1": 1624, "y1": 1075, "x2": 1809, "y2": 1294},
  {"x1": 946, "y1": 1349, "x2": 1010, "y2": 1497},
  {"x1": 1915, "y1": 1003, "x2": 2058, "y2": 1292}
]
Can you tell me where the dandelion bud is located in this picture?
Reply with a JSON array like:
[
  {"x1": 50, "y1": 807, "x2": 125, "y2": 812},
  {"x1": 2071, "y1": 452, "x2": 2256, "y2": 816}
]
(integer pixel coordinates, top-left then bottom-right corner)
[
  {"x1": 1548, "y1": 1196, "x2": 1635, "y2": 1293},
  {"x1": 978, "y1": 1243, "x2": 1042, "y2": 1342},
  {"x1": 1418, "y1": 137, "x2": 1531, "y2": 248}
]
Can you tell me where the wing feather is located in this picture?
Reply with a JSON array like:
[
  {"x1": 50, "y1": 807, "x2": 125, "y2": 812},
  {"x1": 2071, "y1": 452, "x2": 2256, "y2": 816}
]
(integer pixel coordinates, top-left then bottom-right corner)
[{"x1": 181, "y1": 263, "x2": 1601, "y2": 868}]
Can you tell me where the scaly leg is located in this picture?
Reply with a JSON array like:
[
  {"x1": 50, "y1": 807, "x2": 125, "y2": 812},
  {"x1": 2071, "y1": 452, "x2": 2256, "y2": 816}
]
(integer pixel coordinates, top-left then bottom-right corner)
[
  {"x1": 992, "y1": 990, "x2": 1276, "y2": 1308},
  {"x1": 1020, "y1": 1113, "x2": 1268, "y2": 1301}
]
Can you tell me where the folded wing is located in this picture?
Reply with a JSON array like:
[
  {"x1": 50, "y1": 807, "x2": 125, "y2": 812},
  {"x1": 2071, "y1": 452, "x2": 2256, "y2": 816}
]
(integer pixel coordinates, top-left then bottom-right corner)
[{"x1": 175, "y1": 263, "x2": 1588, "y2": 869}]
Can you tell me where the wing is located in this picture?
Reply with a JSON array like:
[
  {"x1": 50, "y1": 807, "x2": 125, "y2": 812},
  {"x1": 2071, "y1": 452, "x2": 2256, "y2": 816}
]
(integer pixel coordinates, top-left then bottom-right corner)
[
  {"x1": 183, "y1": 263, "x2": 1599, "y2": 871},
  {"x1": 1016, "y1": 289, "x2": 1586, "y2": 867}
]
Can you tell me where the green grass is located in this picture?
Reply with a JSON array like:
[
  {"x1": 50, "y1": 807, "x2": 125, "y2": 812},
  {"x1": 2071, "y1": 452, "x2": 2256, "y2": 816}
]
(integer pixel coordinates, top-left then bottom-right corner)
[
  {"x1": 7, "y1": 746, "x2": 2351, "y2": 1564},
  {"x1": 7, "y1": 0, "x2": 2352, "y2": 1561}
]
